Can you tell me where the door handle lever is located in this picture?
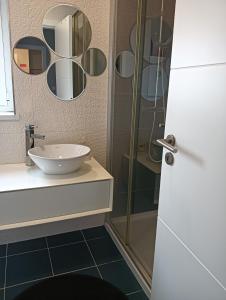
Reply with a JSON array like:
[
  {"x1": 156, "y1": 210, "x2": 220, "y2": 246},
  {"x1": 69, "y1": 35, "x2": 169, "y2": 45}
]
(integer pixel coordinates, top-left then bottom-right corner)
[{"x1": 156, "y1": 135, "x2": 178, "y2": 154}]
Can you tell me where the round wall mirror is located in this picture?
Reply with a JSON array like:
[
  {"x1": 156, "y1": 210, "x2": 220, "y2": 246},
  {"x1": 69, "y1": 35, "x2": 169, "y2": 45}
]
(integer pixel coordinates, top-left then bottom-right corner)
[
  {"x1": 141, "y1": 65, "x2": 167, "y2": 101},
  {"x1": 42, "y1": 5, "x2": 92, "y2": 58},
  {"x1": 81, "y1": 48, "x2": 107, "y2": 76},
  {"x1": 130, "y1": 17, "x2": 172, "y2": 63},
  {"x1": 13, "y1": 36, "x2": 50, "y2": 75},
  {"x1": 115, "y1": 51, "x2": 135, "y2": 78},
  {"x1": 47, "y1": 59, "x2": 86, "y2": 101}
]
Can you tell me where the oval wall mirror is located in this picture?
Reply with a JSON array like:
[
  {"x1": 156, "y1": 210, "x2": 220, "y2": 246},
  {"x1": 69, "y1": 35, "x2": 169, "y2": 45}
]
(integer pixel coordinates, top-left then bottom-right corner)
[
  {"x1": 130, "y1": 17, "x2": 172, "y2": 63},
  {"x1": 115, "y1": 51, "x2": 135, "y2": 78},
  {"x1": 42, "y1": 5, "x2": 92, "y2": 58},
  {"x1": 81, "y1": 48, "x2": 107, "y2": 76},
  {"x1": 13, "y1": 36, "x2": 50, "y2": 75},
  {"x1": 141, "y1": 65, "x2": 167, "y2": 101},
  {"x1": 47, "y1": 59, "x2": 86, "y2": 101}
]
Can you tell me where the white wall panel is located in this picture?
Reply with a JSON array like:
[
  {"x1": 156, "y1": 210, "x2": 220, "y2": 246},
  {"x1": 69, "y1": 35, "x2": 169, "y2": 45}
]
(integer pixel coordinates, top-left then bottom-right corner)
[
  {"x1": 158, "y1": 64, "x2": 226, "y2": 287},
  {"x1": 152, "y1": 220, "x2": 226, "y2": 300},
  {"x1": 171, "y1": 0, "x2": 226, "y2": 68}
]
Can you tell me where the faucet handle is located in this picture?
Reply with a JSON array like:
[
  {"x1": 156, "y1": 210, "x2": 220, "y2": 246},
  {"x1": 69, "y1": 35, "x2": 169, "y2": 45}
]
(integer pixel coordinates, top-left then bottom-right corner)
[
  {"x1": 32, "y1": 134, "x2": 45, "y2": 140},
  {"x1": 25, "y1": 124, "x2": 35, "y2": 130}
]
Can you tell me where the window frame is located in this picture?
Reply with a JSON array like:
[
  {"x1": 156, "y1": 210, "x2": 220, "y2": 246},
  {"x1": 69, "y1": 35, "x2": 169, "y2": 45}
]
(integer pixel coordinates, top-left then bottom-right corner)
[{"x1": 0, "y1": 0, "x2": 14, "y2": 115}]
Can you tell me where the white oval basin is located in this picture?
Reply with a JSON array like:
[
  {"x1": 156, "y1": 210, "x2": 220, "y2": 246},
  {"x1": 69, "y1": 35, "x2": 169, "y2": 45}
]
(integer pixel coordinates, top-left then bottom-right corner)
[{"x1": 28, "y1": 144, "x2": 91, "y2": 175}]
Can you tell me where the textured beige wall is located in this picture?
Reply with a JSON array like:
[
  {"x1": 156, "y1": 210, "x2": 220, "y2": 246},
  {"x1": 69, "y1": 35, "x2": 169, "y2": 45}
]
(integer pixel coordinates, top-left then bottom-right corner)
[{"x1": 0, "y1": 0, "x2": 111, "y2": 166}]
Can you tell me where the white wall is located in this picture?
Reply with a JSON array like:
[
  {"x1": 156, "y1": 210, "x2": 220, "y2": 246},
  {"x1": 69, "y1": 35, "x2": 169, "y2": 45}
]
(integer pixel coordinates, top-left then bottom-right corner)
[{"x1": 0, "y1": 0, "x2": 111, "y2": 166}]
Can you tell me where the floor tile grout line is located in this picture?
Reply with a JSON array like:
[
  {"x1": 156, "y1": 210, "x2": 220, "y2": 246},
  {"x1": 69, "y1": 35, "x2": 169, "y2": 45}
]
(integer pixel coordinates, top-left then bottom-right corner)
[
  {"x1": 6, "y1": 248, "x2": 48, "y2": 258},
  {"x1": 3, "y1": 229, "x2": 136, "y2": 293},
  {"x1": 53, "y1": 265, "x2": 97, "y2": 278},
  {"x1": 81, "y1": 235, "x2": 108, "y2": 242},
  {"x1": 5, "y1": 275, "x2": 51, "y2": 290},
  {"x1": 126, "y1": 289, "x2": 143, "y2": 296},
  {"x1": 2, "y1": 236, "x2": 119, "y2": 288},
  {"x1": 5, "y1": 265, "x2": 96, "y2": 290},
  {"x1": 2, "y1": 229, "x2": 147, "y2": 299},
  {"x1": 45, "y1": 238, "x2": 54, "y2": 277},
  {"x1": 3, "y1": 244, "x2": 8, "y2": 300},
  {"x1": 81, "y1": 229, "x2": 109, "y2": 242},
  {"x1": 80, "y1": 231, "x2": 103, "y2": 280},
  {"x1": 97, "y1": 258, "x2": 124, "y2": 267},
  {"x1": 4, "y1": 259, "x2": 126, "y2": 290},
  {"x1": 47, "y1": 238, "x2": 85, "y2": 250},
  {"x1": 46, "y1": 235, "x2": 107, "y2": 249},
  {"x1": 4, "y1": 256, "x2": 143, "y2": 295},
  {"x1": 3, "y1": 236, "x2": 108, "y2": 258}
]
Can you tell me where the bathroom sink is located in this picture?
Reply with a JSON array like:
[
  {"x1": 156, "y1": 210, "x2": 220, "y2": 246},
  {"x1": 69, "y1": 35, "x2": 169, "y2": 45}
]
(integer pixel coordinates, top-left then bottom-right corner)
[{"x1": 28, "y1": 144, "x2": 91, "y2": 175}]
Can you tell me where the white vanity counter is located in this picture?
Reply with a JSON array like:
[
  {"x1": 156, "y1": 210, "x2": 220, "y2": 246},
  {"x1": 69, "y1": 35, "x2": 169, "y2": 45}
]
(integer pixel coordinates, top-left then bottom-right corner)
[
  {"x1": 0, "y1": 158, "x2": 112, "y2": 192},
  {"x1": 0, "y1": 158, "x2": 113, "y2": 231}
]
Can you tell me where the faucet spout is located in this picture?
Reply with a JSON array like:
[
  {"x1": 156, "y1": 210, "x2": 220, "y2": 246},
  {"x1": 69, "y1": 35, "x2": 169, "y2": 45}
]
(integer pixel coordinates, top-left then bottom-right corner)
[
  {"x1": 31, "y1": 134, "x2": 45, "y2": 140},
  {"x1": 25, "y1": 124, "x2": 45, "y2": 166}
]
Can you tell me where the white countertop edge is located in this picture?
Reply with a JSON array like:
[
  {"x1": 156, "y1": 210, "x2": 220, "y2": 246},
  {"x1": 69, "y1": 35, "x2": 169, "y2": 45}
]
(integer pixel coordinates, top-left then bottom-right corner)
[
  {"x1": 0, "y1": 178, "x2": 113, "y2": 194},
  {"x1": 0, "y1": 157, "x2": 113, "y2": 193}
]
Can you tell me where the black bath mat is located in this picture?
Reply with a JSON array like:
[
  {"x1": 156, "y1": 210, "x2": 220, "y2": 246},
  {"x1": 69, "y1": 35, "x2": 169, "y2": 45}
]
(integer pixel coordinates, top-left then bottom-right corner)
[{"x1": 15, "y1": 274, "x2": 128, "y2": 300}]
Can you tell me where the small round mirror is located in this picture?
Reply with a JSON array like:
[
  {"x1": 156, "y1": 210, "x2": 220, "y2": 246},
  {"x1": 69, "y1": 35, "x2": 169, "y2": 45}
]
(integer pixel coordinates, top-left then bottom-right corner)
[
  {"x1": 13, "y1": 36, "x2": 50, "y2": 75},
  {"x1": 141, "y1": 65, "x2": 167, "y2": 101},
  {"x1": 42, "y1": 5, "x2": 92, "y2": 58},
  {"x1": 47, "y1": 59, "x2": 86, "y2": 101},
  {"x1": 115, "y1": 51, "x2": 135, "y2": 78},
  {"x1": 81, "y1": 48, "x2": 107, "y2": 76}
]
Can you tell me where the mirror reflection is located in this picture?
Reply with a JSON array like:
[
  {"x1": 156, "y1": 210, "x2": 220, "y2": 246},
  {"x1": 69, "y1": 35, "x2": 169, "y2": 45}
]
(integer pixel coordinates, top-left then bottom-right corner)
[
  {"x1": 141, "y1": 65, "x2": 167, "y2": 101},
  {"x1": 81, "y1": 48, "x2": 107, "y2": 76},
  {"x1": 43, "y1": 5, "x2": 92, "y2": 58},
  {"x1": 115, "y1": 51, "x2": 135, "y2": 78},
  {"x1": 130, "y1": 17, "x2": 172, "y2": 63},
  {"x1": 47, "y1": 59, "x2": 86, "y2": 101},
  {"x1": 13, "y1": 36, "x2": 50, "y2": 75}
]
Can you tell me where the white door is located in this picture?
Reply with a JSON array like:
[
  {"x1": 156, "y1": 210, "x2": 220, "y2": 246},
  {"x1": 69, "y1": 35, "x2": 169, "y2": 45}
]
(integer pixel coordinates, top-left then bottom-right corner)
[
  {"x1": 55, "y1": 15, "x2": 73, "y2": 100},
  {"x1": 55, "y1": 15, "x2": 72, "y2": 57},
  {"x1": 151, "y1": 0, "x2": 226, "y2": 299},
  {"x1": 55, "y1": 59, "x2": 74, "y2": 100}
]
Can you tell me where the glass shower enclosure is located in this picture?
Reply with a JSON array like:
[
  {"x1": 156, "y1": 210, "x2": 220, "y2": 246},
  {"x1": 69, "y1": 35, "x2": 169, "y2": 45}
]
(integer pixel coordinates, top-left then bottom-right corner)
[{"x1": 108, "y1": 0, "x2": 176, "y2": 284}]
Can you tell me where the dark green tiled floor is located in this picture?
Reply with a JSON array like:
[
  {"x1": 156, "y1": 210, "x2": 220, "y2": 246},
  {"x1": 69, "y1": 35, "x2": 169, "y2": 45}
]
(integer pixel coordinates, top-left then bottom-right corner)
[
  {"x1": 47, "y1": 230, "x2": 83, "y2": 247},
  {"x1": 128, "y1": 291, "x2": 149, "y2": 299},
  {"x1": 6, "y1": 250, "x2": 52, "y2": 287},
  {"x1": 0, "y1": 226, "x2": 148, "y2": 300},
  {"x1": 87, "y1": 236, "x2": 122, "y2": 264},
  {"x1": 0, "y1": 246, "x2": 6, "y2": 258},
  {"x1": 0, "y1": 258, "x2": 6, "y2": 289},
  {"x1": 0, "y1": 290, "x2": 4, "y2": 300},
  {"x1": 99, "y1": 260, "x2": 141, "y2": 295},
  {"x1": 83, "y1": 226, "x2": 109, "y2": 240},
  {"x1": 50, "y1": 242, "x2": 94, "y2": 275},
  {"x1": 7, "y1": 238, "x2": 47, "y2": 256}
]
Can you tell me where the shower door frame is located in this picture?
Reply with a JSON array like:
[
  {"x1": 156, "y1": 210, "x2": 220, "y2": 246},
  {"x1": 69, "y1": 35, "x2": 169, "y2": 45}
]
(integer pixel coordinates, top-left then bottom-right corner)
[{"x1": 107, "y1": 0, "x2": 153, "y2": 286}]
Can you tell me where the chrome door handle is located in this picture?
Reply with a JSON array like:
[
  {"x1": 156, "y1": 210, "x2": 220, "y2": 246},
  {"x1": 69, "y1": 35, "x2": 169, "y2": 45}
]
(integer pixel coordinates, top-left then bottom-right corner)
[{"x1": 156, "y1": 135, "x2": 178, "y2": 154}]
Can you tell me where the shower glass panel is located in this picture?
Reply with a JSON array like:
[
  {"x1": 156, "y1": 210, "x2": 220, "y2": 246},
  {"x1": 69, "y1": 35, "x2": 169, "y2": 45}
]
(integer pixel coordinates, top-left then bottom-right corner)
[
  {"x1": 127, "y1": 0, "x2": 176, "y2": 279},
  {"x1": 109, "y1": 0, "x2": 139, "y2": 241},
  {"x1": 109, "y1": 0, "x2": 176, "y2": 284}
]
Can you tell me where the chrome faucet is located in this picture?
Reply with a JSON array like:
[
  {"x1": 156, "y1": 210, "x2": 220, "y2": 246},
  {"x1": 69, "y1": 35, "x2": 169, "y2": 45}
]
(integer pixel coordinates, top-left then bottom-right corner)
[
  {"x1": 25, "y1": 124, "x2": 45, "y2": 166},
  {"x1": 158, "y1": 122, "x2": 165, "y2": 128}
]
